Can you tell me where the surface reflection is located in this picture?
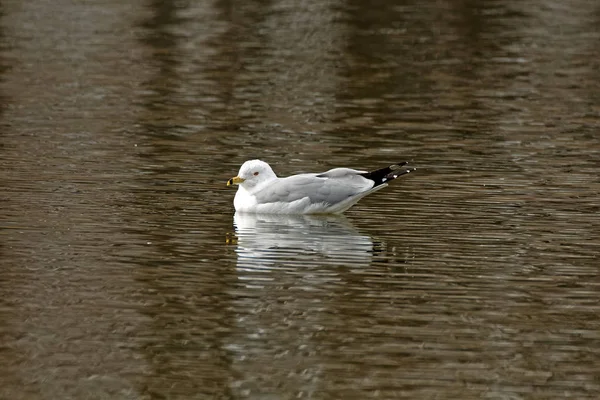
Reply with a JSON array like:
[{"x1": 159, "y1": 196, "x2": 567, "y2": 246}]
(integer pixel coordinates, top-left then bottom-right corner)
[
  {"x1": 2, "y1": 0, "x2": 600, "y2": 398},
  {"x1": 229, "y1": 212, "x2": 384, "y2": 398},
  {"x1": 234, "y1": 212, "x2": 377, "y2": 270}
]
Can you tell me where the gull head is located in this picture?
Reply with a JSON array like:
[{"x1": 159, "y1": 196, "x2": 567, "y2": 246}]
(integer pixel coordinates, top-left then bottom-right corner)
[{"x1": 227, "y1": 159, "x2": 277, "y2": 190}]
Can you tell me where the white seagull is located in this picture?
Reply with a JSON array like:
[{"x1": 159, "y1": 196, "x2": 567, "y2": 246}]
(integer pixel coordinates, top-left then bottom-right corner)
[{"x1": 227, "y1": 159, "x2": 415, "y2": 214}]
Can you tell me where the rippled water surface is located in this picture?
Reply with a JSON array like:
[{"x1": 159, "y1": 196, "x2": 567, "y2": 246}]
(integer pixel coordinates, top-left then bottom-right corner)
[{"x1": 2, "y1": 0, "x2": 600, "y2": 399}]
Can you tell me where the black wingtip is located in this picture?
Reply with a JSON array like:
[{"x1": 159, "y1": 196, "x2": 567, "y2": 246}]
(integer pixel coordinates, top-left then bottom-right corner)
[{"x1": 360, "y1": 162, "x2": 415, "y2": 186}]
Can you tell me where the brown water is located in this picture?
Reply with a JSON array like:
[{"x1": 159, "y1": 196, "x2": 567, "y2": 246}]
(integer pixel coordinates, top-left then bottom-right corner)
[{"x1": 2, "y1": 0, "x2": 600, "y2": 399}]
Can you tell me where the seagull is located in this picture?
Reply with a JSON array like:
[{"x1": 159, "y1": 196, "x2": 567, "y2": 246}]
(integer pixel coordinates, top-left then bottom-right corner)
[{"x1": 227, "y1": 159, "x2": 414, "y2": 214}]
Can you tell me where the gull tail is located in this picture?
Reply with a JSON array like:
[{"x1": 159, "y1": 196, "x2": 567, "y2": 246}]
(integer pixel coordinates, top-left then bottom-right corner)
[{"x1": 360, "y1": 161, "x2": 415, "y2": 187}]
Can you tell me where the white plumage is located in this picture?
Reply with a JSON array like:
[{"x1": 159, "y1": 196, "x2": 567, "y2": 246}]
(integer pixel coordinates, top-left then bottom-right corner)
[{"x1": 227, "y1": 159, "x2": 414, "y2": 214}]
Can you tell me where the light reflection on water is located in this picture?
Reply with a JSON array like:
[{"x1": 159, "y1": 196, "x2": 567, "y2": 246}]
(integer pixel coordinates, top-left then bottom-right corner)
[
  {"x1": 1, "y1": 0, "x2": 600, "y2": 398},
  {"x1": 228, "y1": 212, "x2": 418, "y2": 399},
  {"x1": 234, "y1": 213, "x2": 377, "y2": 269}
]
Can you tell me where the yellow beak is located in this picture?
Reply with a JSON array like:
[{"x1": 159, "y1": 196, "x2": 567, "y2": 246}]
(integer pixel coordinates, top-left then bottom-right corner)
[{"x1": 227, "y1": 176, "x2": 245, "y2": 186}]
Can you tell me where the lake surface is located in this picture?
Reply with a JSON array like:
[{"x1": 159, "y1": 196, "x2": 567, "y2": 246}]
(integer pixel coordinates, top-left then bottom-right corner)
[{"x1": 2, "y1": 0, "x2": 599, "y2": 399}]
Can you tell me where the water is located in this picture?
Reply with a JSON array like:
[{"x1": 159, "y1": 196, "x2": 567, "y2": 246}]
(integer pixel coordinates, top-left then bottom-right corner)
[{"x1": 2, "y1": 0, "x2": 600, "y2": 399}]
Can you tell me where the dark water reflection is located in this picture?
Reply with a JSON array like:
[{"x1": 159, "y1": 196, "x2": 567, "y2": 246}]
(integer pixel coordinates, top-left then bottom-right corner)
[{"x1": 2, "y1": 0, "x2": 600, "y2": 399}]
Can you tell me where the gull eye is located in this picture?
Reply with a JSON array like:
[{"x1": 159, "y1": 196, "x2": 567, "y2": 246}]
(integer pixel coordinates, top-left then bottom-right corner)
[{"x1": 253, "y1": 171, "x2": 259, "y2": 176}]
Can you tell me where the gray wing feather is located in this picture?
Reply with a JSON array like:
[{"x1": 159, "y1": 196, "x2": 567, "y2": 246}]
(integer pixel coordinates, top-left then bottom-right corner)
[
  {"x1": 316, "y1": 167, "x2": 367, "y2": 178},
  {"x1": 254, "y1": 172, "x2": 374, "y2": 205}
]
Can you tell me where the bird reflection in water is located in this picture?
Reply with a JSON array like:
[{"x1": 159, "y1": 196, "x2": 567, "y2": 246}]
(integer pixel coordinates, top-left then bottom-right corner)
[
  {"x1": 232, "y1": 212, "x2": 380, "y2": 272},
  {"x1": 225, "y1": 213, "x2": 409, "y2": 397}
]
